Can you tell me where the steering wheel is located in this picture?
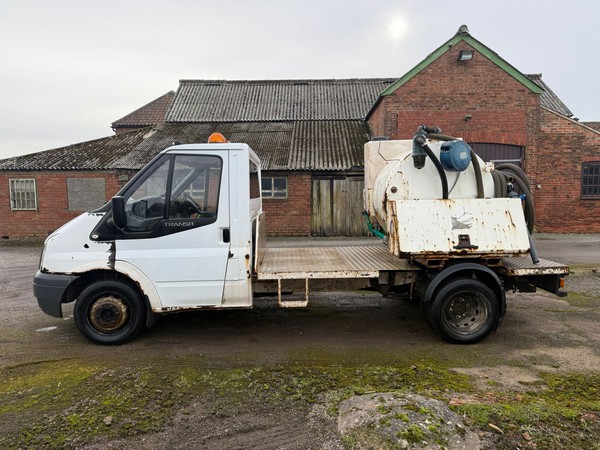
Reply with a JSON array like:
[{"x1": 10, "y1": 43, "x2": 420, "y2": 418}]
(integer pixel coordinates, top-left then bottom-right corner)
[{"x1": 182, "y1": 192, "x2": 202, "y2": 215}]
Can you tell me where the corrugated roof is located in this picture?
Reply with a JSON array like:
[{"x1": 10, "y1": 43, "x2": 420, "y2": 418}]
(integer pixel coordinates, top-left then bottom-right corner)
[
  {"x1": 289, "y1": 121, "x2": 368, "y2": 170},
  {"x1": 111, "y1": 91, "x2": 175, "y2": 128},
  {"x1": 0, "y1": 129, "x2": 150, "y2": 171},
  {"x1": 0, "y1": 121, "x2": 369, "y2": 172},
  {"x1": 166, "y1": 79, "x2": 395, "y2": 122},
  {"x1": 526, "y1": 74, "x2": 573, "y2": 117}
]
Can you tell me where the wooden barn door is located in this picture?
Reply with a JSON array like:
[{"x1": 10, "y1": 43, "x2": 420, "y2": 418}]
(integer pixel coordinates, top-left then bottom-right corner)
[{"x1": 311, "y1": 175, "x2": 367, "y2": 236}]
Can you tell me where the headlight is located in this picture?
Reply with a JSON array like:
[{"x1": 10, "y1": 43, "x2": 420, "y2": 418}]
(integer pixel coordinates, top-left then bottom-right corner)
[{"x1": 39, "y1": 243, "x2": 46, "y2": 271}]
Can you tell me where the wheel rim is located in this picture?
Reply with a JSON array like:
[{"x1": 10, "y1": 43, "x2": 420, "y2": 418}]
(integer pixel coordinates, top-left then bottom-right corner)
[
  {"x1": 89, "y1": 295, "x2": 129, "y2": 333},
  {"x1": 441, "y1": 291, "x2": 488, "y2": 335}
]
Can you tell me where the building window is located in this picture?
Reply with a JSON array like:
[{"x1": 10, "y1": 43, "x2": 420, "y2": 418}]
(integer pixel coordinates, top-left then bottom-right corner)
[
  {"x1": 67, "y1": 178, "x2": 106, "y2": 211},
  {"x1": 261, "y1": 176, "x2": 288, "y2": 198},
  {"x1": 581, "y1": 162, "x2": 600, "y2": 199},
  {"x1": 9, "y1": 178, "x2": 38, "y2": 211}
]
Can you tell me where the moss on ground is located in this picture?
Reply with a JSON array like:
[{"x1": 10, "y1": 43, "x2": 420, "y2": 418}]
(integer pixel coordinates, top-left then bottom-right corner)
[
  {"x1": 565, "y1": 291, "x2": 600, "y2": 308},
  {"x1": 0, "y1": 357, "x2": 599, "y2": 449},
  {"x1": 454, "y1": 372, "x2": 600, "y2": 449}
]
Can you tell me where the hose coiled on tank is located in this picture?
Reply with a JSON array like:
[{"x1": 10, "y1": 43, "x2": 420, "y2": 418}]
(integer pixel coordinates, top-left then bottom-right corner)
[
  {"x1": 492, "y1": 163, "x2": 535, "y2": 233},
  {"x1": 416, "y1": 125, "x2": 535, "y2": 232}
]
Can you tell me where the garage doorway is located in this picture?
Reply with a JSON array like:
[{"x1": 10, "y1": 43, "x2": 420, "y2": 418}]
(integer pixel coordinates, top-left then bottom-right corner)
[
  {"x1": 311, "y1": 175, "x2": 367, "y2": 236},
  {"x1": 470, "y1": 143, "x2": 524, "y2": 166}
]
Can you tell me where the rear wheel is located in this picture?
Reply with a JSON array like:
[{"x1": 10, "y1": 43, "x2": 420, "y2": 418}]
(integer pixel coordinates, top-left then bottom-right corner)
[
  {"x1": 74, "y1": 280, "x2": 146, "y2": 345},
  {"x1": 428, "y1": 278, "x2": 499, "y2": 344}
]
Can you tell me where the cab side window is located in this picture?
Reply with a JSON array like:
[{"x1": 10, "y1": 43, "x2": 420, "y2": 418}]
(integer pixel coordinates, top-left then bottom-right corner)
[
  {"x1": 126, "y1": 157, "x2": 170, "y2": 231},
  {"x1": 124, "y1": 154, "x2": 222, "y2": 232},
  {"x1": 169, "y1": 155, "x2": 222, "y2": 219}
]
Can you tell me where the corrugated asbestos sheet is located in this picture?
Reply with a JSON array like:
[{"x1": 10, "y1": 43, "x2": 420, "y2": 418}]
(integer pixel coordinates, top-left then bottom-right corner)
[
  {"x1": 0, "y1": 121, "x2": 370, "y2": 172},
  {"x1": 288, "y1": 121, "x2": 368, "y2": 170},
  {"x1": 166, "y1": 79, "x2": 395, "y2": 122},
  {"x1": 526, "y1": 74, "x2": 573, "y2": 118},
  {"x1": 0, "y1": 129, "x2": 150, "y2": 171}
]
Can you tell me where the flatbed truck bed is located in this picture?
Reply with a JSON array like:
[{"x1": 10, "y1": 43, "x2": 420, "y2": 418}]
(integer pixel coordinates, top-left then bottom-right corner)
[
  {"x1": 256, "y1": 244, "x2": 412, "y2": 280},
  {"x1": 254, "y1": 242, "x2": 569, "y2": 307}
]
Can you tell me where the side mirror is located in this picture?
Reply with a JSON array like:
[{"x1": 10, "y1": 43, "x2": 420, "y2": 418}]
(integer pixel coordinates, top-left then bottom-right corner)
[{"x1": 111, "y1": 196, "x2": 126, "y2": 229}]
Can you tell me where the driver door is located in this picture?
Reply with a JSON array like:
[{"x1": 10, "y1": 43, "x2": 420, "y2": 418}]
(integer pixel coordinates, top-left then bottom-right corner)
[{"x1": 116, "y1": 151, "x2": 231, "y2": 308}]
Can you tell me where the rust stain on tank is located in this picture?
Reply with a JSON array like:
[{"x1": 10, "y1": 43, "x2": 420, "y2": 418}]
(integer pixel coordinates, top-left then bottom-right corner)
[{"x1": 387, "y1": 200, "x2": 400, "y2": 257}]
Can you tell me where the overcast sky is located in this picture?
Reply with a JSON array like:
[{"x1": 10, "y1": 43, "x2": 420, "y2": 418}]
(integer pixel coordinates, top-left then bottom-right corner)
[{"x1": 1, "y1": 0, "x2": 598, "y2": 159}]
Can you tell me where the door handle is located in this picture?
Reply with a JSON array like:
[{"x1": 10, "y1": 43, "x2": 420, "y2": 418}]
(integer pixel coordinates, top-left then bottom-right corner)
[{"x1": 223, "y1": 228, "x2": 230, "y2": 243}]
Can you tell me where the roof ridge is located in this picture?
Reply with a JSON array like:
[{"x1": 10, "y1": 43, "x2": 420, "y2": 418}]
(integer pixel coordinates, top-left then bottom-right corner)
[{"x1": 178, "y1": 78, "x2": 396, "y2": 85}]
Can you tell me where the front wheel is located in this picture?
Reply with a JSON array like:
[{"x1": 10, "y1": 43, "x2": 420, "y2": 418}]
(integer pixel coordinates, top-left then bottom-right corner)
[
  {"x1": 428, "y1": 278, "x2": 499, "y2": 344},
  {"x1": 74, "y1": 280, "x2": 146, "y2": 345}
]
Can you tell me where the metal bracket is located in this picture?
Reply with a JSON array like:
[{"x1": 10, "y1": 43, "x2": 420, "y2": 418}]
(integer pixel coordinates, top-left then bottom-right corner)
[{"x1": 454, "y1": 234, "x2": 479, "y2": 250}]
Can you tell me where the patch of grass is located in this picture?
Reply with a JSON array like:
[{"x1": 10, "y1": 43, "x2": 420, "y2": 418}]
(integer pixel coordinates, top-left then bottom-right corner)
[
  {"x1": 396, "y1": 423, "x2": 426, "y2": 444},
  {"x1": 341, "y1": 434, "x2": 357, "y2": 449},
  {"x1": 0, "y1": 360, "x2": 100, "y2": 414},
  {"x1": 568, "y1": 264, "x2": 600, "y2": 275},
  {"x1": 565, "y1": 291, "x2": 600, "y2": 307},
  {"x1": 0, "y1": 361, "x2": 189, "y2": 448}
]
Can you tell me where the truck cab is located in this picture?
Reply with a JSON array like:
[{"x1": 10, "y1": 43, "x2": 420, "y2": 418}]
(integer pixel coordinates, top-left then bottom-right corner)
[{"x1": 34, "y1": 139, "x2": 264, "y2": 344}]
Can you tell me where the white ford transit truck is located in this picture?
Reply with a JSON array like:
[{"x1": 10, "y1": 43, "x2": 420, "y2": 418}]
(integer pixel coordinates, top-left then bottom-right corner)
[{"x1": 34, "y1": 129, "x2": 569, "y2": 345}]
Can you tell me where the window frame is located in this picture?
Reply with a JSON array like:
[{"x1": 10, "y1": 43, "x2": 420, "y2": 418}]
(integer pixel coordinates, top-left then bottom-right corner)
[
  {"x1": 261, "y1": 176, "x2": 288, "y2": 199},
  {"x1": 581, "y1": 161, "x2": 600, "y2": 199},
  {"x1": 9, "y1": 178, "x2": 38, "y2": 211}
]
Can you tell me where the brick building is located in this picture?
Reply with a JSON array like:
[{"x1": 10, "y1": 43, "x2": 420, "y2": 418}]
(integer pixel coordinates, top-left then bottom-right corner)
[
  {"x1": 1, "y1": 26, "x2": 598, "y2": 239},
  {"x1": 367, "y1": 26, "x2": 600, "y2": 233}
]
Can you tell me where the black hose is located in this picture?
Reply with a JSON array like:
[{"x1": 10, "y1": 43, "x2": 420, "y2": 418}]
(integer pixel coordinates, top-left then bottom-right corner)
[
  {"x1": 418, "y1": 125, "x2": 443, "y2": 134},
  {"x1": 528, "y1": 232, "x2": 540, "y2": 264},
  {"x1": 491, "y1": 170, "x2": 502, "y2": 198},
  {"x1": 422, "y1": 142, "x2": 449, "y2": 199},
  {"x1": 493, "y1": 166, "x2": 535, "y2": 234},
  {"x1": 495, "y1": 163, "x2": 531, "y2": 192},
  {"x1": 493, "y1": 170, "x2": 507, "y2": 199},
  {"x1": 510, "y1": 175, "x2": 535, "y2": 234},
  {"x1": 413, "y1": 132, "x2": 449, "y2": 199}
]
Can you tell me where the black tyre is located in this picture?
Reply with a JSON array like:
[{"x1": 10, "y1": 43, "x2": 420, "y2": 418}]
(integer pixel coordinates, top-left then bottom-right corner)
[
  {"x1": 428, "y1": 278, "x2": 499, "y2": 344},
  {"x1": 74, "y1": 280, "x2": 146, "y2": 345}
]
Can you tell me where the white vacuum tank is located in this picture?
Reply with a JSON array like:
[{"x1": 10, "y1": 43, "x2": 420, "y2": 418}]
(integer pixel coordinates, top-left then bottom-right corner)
[{"x1": 364, "y1": 138, "x2": 530, "y2": 258}]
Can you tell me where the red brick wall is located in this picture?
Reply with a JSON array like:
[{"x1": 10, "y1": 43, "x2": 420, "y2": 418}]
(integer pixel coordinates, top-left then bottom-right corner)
[
  {"x1": 369, "y1": 43, "x2": 540, "y2": 156},
  {"x1": 262, "y1": 172, "x2": 312, "y2": 236},
  {"x1": 531, "y1": 110, "x2": 600, "y2": 233},
  {"x1": 367, "y1": 102, "x2": 387, "y2": 138},
  {"x1": 0, "y1": 170, "x2": 134, "y2": 239}
]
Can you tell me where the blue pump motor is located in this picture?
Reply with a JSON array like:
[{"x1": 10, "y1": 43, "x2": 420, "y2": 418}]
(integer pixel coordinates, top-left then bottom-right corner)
[{"x1": 440, "y1": 140, "x2": 472, "y2": 172}]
